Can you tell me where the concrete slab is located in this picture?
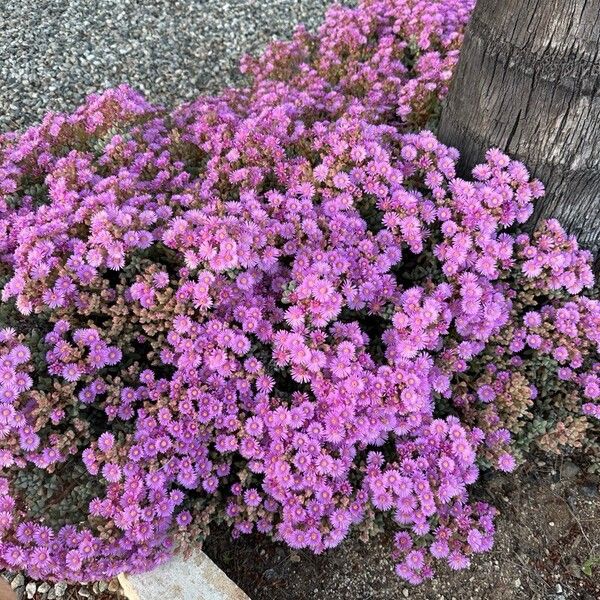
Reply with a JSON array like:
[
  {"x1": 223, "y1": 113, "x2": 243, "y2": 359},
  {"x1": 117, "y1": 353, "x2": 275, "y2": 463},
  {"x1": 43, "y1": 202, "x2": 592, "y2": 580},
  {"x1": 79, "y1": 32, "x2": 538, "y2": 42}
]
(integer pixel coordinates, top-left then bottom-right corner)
[
  {"x1": 118, "y1": 550, "x2": 249, "y2": 600},
  {"x1": 0, "y1": 577, "x2": 15, "y2": 600}
]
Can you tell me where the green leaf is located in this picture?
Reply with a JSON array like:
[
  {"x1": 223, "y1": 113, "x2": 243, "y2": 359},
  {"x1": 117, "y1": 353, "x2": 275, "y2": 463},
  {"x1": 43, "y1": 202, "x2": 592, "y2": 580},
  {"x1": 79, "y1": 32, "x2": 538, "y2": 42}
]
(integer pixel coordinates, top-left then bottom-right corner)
[{"x1": 582, "y1": 555, "x2": 600, "y2": 577}]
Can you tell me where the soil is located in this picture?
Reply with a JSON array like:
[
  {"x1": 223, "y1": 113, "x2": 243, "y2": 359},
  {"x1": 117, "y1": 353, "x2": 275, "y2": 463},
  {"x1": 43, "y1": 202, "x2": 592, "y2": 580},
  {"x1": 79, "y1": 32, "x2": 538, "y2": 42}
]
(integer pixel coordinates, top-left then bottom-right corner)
[{"x1": 204, "y1": 459, "x2": 600, "y2": 600}]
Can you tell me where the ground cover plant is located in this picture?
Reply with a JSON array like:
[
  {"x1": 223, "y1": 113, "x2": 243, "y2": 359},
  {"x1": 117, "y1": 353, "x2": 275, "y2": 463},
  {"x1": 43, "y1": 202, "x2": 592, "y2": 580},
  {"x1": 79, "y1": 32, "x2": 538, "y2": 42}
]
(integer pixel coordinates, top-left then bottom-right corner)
[{"x1": 0, "y1": 0, "x2": 598, "y2": 586}]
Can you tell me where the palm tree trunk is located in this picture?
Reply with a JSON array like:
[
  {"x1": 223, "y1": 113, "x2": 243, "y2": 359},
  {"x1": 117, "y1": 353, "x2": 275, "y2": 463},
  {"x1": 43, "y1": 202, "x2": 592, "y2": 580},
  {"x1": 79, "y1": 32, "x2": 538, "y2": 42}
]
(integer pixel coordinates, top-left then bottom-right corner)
[{"x1": 437, "y1": 0, "x2": 600, "y2": 268}]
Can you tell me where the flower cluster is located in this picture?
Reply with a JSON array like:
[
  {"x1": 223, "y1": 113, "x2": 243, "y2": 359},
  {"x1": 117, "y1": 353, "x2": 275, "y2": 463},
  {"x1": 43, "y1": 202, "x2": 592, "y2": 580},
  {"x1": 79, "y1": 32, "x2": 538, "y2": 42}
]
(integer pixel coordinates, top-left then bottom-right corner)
[
  {"x1": 0, "y1": 0, "x2": 597, "y2": 586},
  {"x1": 515, "y1": 219, "x2": 594, "y2": 294},
  {"x1": 45, "y1": 321, "x2": 123, "y2": 383},
  {"x1": 240, "y1": 0, "x2": 474, "y2": 126},
  {"x1": 453, "y1": 292, "x2": 600, "y2": 467}
]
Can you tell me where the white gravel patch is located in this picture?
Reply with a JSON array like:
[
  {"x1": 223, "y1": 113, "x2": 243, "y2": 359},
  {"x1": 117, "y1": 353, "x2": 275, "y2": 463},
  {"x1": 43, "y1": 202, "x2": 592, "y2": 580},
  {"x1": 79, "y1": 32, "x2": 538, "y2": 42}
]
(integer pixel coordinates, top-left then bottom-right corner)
[{"x1": 0, "y1": 0, "x2": 341, "y2": 132}]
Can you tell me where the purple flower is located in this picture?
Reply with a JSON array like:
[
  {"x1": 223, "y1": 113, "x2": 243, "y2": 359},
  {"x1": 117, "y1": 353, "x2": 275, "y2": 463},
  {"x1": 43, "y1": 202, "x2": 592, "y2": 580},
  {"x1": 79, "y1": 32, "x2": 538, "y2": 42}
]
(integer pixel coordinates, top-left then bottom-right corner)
[
  {"x1": 243, "y1": 488, "x2": 262, "y2": 508},
  {"x1": 497, "y1": 453, "x2": 516, "y2": 473},
  {"x1": 61, "y1": 363, "x2": 82, "y2": 382},
  {"x1": 176, "y1": 510, "x2": 192, "y2": 527},
  {"x1": 477, "y1": 384, "x2": 496, "y2": 403},
  {"x1": 582, "y1": 403, "x2": 600, "y2": 419},
  {"x1": 102, "y1": 462, "x2": 122, "y2": 483},
  {"x1": 98, "y1": 432, "x2": 115, "y2": 453}
]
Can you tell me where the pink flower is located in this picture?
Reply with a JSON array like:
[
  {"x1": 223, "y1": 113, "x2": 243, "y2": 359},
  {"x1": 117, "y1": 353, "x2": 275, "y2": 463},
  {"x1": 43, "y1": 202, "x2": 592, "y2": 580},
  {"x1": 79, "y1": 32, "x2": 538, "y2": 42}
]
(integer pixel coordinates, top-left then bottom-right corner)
[
  {"x1": 98, "y1": 433, "x2": 115, "y2": 453},
  {"x1": 497, "y1": 453, "x2": 516, "y2": 472},
  {"x1": 102, "y1": 463, "x2": 122, "y2": 483}
]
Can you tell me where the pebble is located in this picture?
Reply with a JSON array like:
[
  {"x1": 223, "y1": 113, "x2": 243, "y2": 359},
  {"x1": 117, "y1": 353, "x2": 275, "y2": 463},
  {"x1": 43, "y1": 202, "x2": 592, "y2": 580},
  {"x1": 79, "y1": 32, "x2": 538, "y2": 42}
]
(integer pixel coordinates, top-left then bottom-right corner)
[
  {"x1": 77, "y1": 588, "x2": 91, "y2": 598},
  {"x1": 25, "y1": 582, "x2": 36, "y2": 599},
  {"x1": 10, "y1": 574, "x2": 24, "y2": 589},
  {"x1": 54, "y1": 582, "x2": 67, "y2": 597},
  {"x1": 581, "y1": 484, "x2": 599, "y2": 498},
  {"x1": 560, "y1": 460, "x2": 580, "y2": 479},
  {"x1": 0, "y1": 0, "x2": 350, "y2": 133},
  {"x1": 38, "y1": 582, "x2": 50, "y2": 594},
  {"x1": 275, "y1": 547, "x2": 286, "y2": 560}
]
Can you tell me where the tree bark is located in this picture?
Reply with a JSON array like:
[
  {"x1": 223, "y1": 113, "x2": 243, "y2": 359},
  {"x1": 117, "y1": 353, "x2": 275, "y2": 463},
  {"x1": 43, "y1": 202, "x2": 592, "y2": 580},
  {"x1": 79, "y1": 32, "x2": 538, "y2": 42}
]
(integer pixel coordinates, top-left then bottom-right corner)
[{"x1": 437, "y1": 0, "x2": 600, "y2": 267}]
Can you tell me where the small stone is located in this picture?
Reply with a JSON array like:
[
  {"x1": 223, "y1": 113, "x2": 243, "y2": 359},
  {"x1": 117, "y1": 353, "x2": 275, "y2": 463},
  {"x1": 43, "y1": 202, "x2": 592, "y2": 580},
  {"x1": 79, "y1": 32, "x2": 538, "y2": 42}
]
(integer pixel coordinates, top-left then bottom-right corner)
[
  {"x1": 581, "y1": 484, "x2": 599, "y2": 498},
  {"x1": 48, "y1": 590, "x2": 56, "y2": 600},
  {"x1": 568, "y1": 561, "x2": 582, "y2": 579},
  {"x1": 92, "y1": 582, "x2": 99, "y2": 594},
  {"x1": 77, "y1": 588, "x2": 90, "y2": 598},
  {"x1": 54, "y1": 582, "x2": 67, "y2": 597},
  {"x1": 108, "y1": 579, "x2": 120, "y2": 593},
  {"x1": 560, "y1": 460, "x2": 580, "y2": 479},
  {"x1": 25, "y1": 582, "x2": 36, "y2": 599},
  {"x1": 514, "y1": 578, "x2": 521, "y2": 588},
  {"x1": 403, "y1": 589, "x2": 409, "y2": 597},
  {"x1": 38, "y1": 582, "x2": 50, "y2": 594},
  {"x1": 275, "y1": 548, "x2": 286, "y2": 560},
  {"x1": 11, "y1": 574, "x2": 24, "y2": 589},
  {"x1": 98, "y1": 582, "x2": 108, "y2": 592},
  {"x1": 549, "y1": 521, "x2": 555, "y2": 526}
]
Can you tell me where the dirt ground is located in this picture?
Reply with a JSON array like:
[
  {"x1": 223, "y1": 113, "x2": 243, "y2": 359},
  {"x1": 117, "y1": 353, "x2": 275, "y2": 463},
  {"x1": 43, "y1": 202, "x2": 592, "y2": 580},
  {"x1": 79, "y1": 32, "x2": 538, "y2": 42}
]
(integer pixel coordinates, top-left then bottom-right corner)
[{"x1": 205, "y1": 459, "x2": 600, "y2": 600}]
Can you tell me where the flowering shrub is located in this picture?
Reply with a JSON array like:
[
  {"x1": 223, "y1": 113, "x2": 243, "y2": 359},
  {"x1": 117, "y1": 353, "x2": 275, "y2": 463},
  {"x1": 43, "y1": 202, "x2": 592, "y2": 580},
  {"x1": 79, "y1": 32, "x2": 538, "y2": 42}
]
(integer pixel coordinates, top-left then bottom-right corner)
[{"x1": 0, "y1": 0, "x2": 598, "y2": 586}]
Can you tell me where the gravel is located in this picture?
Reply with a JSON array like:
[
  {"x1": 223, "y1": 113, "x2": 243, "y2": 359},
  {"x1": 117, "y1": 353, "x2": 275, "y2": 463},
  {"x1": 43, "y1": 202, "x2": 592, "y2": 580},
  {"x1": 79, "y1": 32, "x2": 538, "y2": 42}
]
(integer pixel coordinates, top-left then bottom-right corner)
[
  {"x1": 0, "y1": 0, "x2": 341, "y2": 132},
  {"x1": 2, "y1": 572, "x2": 120, "y2": 599}
]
